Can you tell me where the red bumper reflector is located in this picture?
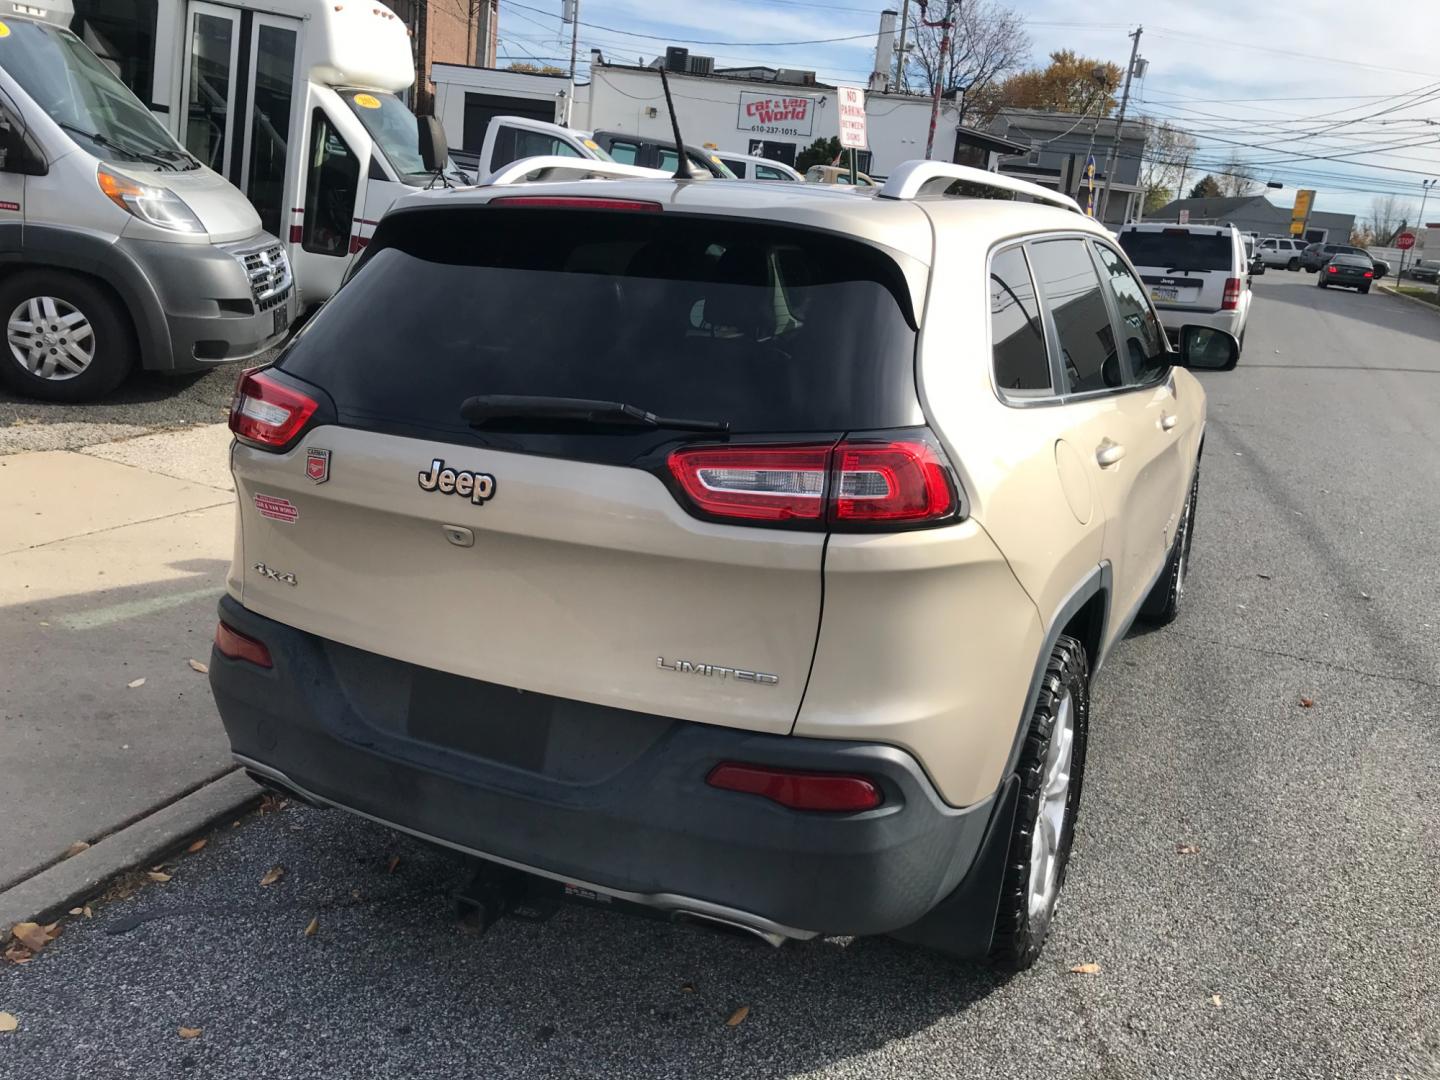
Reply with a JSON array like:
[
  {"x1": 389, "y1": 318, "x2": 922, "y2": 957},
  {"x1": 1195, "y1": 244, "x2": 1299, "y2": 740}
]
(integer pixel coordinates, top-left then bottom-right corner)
[
  {"x1": 706, "y1": 763, "x2": 882, "y2": 812},
  {"x1": 214, "y1": 621, "x2": 273, "y2": 668}
]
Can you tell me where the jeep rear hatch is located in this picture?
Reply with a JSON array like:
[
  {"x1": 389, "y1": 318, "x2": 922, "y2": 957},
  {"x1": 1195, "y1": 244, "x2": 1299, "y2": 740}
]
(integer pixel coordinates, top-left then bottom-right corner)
[{"x1": 228, "y1": 204, "x2": 922, "y2": 735}]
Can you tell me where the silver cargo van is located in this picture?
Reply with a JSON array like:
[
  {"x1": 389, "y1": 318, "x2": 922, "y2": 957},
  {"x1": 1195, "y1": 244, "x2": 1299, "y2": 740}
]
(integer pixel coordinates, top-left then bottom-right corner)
[{"x1": 0, "y1": 1, "x2": 295, "y2": 400}]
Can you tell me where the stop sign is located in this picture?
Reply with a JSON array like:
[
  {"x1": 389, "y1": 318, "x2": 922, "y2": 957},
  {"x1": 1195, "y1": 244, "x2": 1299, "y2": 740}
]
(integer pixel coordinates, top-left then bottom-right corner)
[{"x1": 1397, "y1": 231, "x2": 1416, "y2": 250}]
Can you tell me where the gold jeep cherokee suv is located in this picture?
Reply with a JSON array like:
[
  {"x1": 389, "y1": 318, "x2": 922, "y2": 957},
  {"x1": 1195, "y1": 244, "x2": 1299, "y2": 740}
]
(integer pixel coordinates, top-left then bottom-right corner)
[{"x1": 210, "y1": 161, "x2": 1238, "y2": 970}]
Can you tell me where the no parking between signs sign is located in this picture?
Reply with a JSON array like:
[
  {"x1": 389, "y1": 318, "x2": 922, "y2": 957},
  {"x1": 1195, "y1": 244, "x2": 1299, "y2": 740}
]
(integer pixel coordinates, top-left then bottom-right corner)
[{"x1": 838, "y1": 86, "x2": 868, "y2": 149}]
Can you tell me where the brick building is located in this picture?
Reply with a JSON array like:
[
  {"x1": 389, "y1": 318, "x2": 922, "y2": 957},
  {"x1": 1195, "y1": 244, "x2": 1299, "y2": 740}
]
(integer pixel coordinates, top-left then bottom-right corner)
[{"x1": 388, "y1": 0, "x2": 497, "y2": 113}]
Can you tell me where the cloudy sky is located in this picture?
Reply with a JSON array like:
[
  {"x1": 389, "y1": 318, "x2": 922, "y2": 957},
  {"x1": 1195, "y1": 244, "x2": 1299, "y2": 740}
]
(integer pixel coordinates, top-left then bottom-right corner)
[{"x1": 496, "y1": 0, "x2": 1440, "y2": 223}]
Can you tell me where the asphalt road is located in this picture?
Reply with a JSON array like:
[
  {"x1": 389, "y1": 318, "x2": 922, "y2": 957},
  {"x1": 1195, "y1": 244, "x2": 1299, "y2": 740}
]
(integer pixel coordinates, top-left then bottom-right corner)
[{"x1": 3, "y1": 273, "x2": 1438, "y2": 1079}]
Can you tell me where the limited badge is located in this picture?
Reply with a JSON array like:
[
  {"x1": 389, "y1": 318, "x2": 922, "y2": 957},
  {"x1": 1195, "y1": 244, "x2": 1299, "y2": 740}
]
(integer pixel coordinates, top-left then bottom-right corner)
[{"x1": 305, "y1": 447, "x2": 331, "y2": 484}]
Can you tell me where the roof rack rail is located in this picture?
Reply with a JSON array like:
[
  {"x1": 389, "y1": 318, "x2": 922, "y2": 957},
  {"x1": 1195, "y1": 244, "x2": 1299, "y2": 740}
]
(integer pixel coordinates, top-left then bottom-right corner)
[
  {"x1": 480, "y1": 157, "x2": 670, "y2": 187},
  {"x1": 878, "y1": 160, "x2": 1083, "y2": 215}
]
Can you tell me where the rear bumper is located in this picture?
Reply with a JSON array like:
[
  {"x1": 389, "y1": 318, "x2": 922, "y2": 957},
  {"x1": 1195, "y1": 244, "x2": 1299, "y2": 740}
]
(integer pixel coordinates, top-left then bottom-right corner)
[
  {"x1": 209, "y1": 596, "x2": 1004, "y2": 943},
  {"x1": 1156, "y1": 306, "x2": 1243, "y2": 338}
]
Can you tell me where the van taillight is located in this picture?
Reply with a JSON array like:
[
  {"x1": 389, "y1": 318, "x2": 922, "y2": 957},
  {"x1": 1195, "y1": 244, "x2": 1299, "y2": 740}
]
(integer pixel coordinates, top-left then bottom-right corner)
[
  {"x1": 229, "y1": 369, "x2": 318, "y2": 450},
  {"x1": 666, "y1": 436, "x2": 958, "y2": 529},
  {"x1": 1222, "y1": 277, "x2": 1242, "y2": 309}
]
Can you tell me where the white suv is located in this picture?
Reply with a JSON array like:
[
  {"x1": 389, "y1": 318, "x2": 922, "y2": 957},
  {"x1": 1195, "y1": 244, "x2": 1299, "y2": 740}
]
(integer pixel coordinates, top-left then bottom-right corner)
[
  {"x1": 1256, "y1": 235, "x2": 1306, "y2": 270},
  {"x1": 210, "y1": 162, "x2": 1238, "y2": 971},
  {"x1": 1119, "y1": 222, "x2": 1253, "y2": 352}
]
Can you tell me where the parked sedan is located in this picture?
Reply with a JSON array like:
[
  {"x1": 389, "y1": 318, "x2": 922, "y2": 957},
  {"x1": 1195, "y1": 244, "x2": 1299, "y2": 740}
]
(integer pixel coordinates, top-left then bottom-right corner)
[
  {"x1": 1407, "y1": 259, "x2": 1440, "y2": 283},
  {"x1": 1317, "y1": 254, "x2": 1375, "y2": 293}
]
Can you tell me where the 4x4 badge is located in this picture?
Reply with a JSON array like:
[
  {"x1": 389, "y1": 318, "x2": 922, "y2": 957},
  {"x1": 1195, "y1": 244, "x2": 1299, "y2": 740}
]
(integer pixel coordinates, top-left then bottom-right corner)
[
  {"x1": 418, "y1": 458, "x2": 496, "y2": 506},
  {"x1": 305, "y1": 447, "x2": 331, "y2": 484}
]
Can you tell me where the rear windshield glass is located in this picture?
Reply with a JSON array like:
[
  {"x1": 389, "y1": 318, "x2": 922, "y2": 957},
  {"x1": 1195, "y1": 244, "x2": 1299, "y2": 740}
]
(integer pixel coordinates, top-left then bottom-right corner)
[
  {"x1": 1119, "y1": 231, "x2": 1232, "y2": 272},
  {"x1": 278, "y1": 208, "x2": 920, "y2": 442}
]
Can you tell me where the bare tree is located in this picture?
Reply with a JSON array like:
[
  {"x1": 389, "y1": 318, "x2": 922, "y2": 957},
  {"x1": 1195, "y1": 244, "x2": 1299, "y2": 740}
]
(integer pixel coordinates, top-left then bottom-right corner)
[
  {"x1": 1139, "y1": 119, "x2": 1197, "y2": 213},
  {"x1": 1216, "y1": 153, "x2": 1260, "y2": 199},
  {"x1": 1369, "y1": 194, "x2": 1416, "y2": 243},
  {"x1": 903, "y1": 0, "x2": 1031, "y2": 126}
]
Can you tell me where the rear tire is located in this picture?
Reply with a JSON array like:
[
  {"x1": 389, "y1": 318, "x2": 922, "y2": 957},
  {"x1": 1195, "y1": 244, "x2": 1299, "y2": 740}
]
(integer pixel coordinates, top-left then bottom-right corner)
[
  {"x1": 1288, "y1": 257, "x2": 1300, "y2": 270},
  {"x1": 987, "y1": 635, "x2": 1089, "y2": 974},
  {"x1": 1140, "y1": 463, "x2": 1199, "y2": 625},
  {"x1": 0, "y1": 271, "x2": 134, "y2": 401},
  {"x1": 1360, "y1": 285, "x2": 1370, "y2": 294}
]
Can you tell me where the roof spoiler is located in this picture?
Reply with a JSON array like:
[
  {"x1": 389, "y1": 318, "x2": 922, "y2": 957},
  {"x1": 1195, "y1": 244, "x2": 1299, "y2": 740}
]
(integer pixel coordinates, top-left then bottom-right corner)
[{"x1": 878, "y1": 161, "x2": 1083, "y2": 215}]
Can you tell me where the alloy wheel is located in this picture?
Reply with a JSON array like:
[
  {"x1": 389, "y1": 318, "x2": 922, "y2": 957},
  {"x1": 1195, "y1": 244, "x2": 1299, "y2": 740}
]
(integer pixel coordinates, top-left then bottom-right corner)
[
  {"x1": 1027, "y1": 689, "x2": 1075, "y2": 926},
  {"x1": 6, "y1": 296, "x2": 96, "y2": 381}
]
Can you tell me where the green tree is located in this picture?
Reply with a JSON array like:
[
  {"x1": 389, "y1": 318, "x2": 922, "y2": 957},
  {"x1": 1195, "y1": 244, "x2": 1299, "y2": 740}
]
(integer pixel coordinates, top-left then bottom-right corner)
[
  {"x1": 996, "y1": 50, "x2": 1122, "y2": 115},
  {"x1": 796, "y1": 136, "x2": 842, "y2": 174},
  {"x1": 1188, "y1": 175, "x2": 1223, "y2": 199},
  {"x1": 1144, "y1": 187, "x2": 1173, "y2": 215}
]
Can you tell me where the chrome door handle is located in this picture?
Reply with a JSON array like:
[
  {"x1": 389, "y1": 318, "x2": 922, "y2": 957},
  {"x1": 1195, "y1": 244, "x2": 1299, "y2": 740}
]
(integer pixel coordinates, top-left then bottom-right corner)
[
  {"x1": 1160, "y1": 413, "x2": 1179, "y2": 431},
  {"x1": 1096, "y1": 440, "x2": 1127, "y2": 467}
]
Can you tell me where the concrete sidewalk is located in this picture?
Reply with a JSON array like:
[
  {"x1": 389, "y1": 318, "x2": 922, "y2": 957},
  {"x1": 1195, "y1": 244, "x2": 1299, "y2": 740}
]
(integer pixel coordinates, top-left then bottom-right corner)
[{"x1": 0, "y1": 424, "x2": 256, "y2": 923}]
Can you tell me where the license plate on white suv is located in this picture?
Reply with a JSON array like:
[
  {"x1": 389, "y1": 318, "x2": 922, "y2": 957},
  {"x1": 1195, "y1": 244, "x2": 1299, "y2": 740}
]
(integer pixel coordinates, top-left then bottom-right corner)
[{"x1": 1151, "y1": 286, "x2": 1179, "y2": 302}]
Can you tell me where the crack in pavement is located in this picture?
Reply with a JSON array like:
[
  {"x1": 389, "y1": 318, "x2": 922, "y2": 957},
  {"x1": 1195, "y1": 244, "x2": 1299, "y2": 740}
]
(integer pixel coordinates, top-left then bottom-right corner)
[{"x1": 1166, "y1": 629, "x2": 1440, "y2": 691}]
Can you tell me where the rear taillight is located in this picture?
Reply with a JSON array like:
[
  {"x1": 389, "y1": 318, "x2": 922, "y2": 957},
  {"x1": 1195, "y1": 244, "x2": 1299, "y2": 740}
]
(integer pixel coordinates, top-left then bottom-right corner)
[
  {"x1": 1222, "y1": 277, "x2": 1242, "y2": 309},
  {"x1": 666, "y1": 444, "x2": 829, "y2": 522},
  {"x1": 214, "y1": 621, "x2": 273, "y2": 668},
  {"x1": 832, "y1": 440, "x2": 954, "y2": 522},
  {"x1": 665, "y1": 435, "x2": 958, "y2": 529},
  {"x1": 230, "y1": 369, "x2": 318, "y2": 450},
  {"x1": 1363, "y1": 270, "x2": 1374, "y2": 278},
  {"x1": 1328, "y1": 265, "x2": 1338, "y2": 274},
  {"x1": 706, "y1": 763, "x2": 882, "y2": 812}
]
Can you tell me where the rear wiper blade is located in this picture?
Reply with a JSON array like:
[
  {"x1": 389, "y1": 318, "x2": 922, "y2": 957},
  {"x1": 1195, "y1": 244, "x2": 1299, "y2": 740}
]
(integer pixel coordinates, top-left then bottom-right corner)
[{"x1": 461, "y1": 395, "x2": 729, "y2": 433}]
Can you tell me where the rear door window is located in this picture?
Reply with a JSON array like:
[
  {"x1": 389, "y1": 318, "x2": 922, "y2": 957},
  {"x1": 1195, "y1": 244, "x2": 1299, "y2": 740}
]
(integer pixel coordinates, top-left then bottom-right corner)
[
  {"x1": 1092, "y1": 242, "x2": 1169, "y2": 386},
  {"x1": 279, "y1": 208, "x2": 922, "y2": 461},
  {"x1": 607, "y1": 140, "x2": 639, "y2": 165},
  {"x1": 988, "y1": 246, "x2": 1051, "y2": 395},
  {"x1": 1028, "y1": 239, "x2": 1120, "y2": 395},
  {"x1": 1118, "y1": 230, "x2": 1232, "y2": 272}
]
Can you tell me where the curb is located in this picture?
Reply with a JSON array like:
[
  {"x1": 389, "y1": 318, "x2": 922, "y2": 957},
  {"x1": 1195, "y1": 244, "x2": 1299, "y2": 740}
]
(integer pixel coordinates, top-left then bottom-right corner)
[
  {"x1": 0, "y1": 770, "x2": 259, "y2": 931},
  {"x1": 1379, "y1": 283, "x2": 1440, "y2": 313}
]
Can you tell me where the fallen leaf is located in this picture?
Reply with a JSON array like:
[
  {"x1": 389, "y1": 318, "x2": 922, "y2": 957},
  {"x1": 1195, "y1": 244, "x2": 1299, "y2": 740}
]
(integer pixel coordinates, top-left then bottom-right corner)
[
  {"x1": 178, "y1": 1026, "x2": 202, "y2": 1039},
  {"x1": 10, "y1": 923, "x2": 49, "y2": 952},
  {"x1": 1176, "y1": 844, "x2": 1200, "y2": 855},
  {"x1": 68, "y1": 908, "x2": 84, "y2": 917},
  {"x1": 63, "y1": 841, "x2": 90, "y2": 859},
  {"x1": 147, "y1": 871, "x2": 172, "y2": 883},
  {"x1": 351, "y1": 889, "x2": 362, "y2": 900},
  {"x1": 386, "y1": 855, "x2": 400, "y2": 875},
  {"x1": 186, "y1": 838, "x2": 208, "y2": 854},
  {"x1": 1298, "y1": 697, "x2": 1315, "y2": 709},
  {"x1": 1256, "y1": 573, "x2": 1272, "y2": 580},
  {"x1": 40, "y1": 923, "x2": 60, "y2": 939},
  {"x1": 0, "y1": 1012, "x2": 16, "y2": 1033},
  {"x1": 304, "y1": 916, "x2": 319, "y2": 938},
  {"x1": 725, "y1": 1005, "x2": 749, "y2": 1027},
  {"x1": 3, "y1": 946, "x2": 32, "y2": 965},
  {"x1": 1069, "y1": 962, "x2": 1102, "y2": 975},
  {"x1": 82, "y1": 907, "x2": 92, "y2": 919},
  {"x1": 259, "y1": 866, "x2": 285, "y2": 887},
  {"x1": 681, "y1": 983, "x2": 695, "y2": 994},
  {"x1": 187, "y1": 659, "x2": 209, "y2": 674},
  {"x1": 127, "y1": 677, "x2": 146, "y2": 689},
  {"x1": 1211, "y1": 994, "x2": 1223, "y2": 1008}
]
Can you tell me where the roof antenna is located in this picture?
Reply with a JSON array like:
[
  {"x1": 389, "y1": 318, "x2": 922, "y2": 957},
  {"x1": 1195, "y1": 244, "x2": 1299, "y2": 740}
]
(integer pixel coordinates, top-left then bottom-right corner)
[{"x1": 658, "y1": 67, "x2": 695, "y2": 181}]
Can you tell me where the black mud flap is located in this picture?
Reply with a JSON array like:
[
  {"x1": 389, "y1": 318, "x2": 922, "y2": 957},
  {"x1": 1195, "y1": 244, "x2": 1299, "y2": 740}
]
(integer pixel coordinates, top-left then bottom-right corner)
[{"x1": 887, "y1": 774, "x2": 1019, "y2": 959}]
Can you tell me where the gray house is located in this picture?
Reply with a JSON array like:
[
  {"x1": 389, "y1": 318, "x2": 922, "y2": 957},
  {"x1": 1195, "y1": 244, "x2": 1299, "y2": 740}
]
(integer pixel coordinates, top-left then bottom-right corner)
[
  {"x1": 989, "y1": 108, "x2": 1148, "y2": 225},
  {"x1": 1147, "y1": 195, "x2": 1355, "y2": 245}
]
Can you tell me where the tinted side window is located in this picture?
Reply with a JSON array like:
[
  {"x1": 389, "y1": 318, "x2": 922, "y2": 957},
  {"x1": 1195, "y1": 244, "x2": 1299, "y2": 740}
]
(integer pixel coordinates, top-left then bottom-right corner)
[
  {"x1": 1028, "y1": 239, "x2": 1119, "y2": 394},
  {"x1": 726, "y1": 160, "x2": 747, "y2": 177},
  {"x1": 303, "y1": 110, "x2": 359, "y2": 257},
  {"x1": 1093, "y1": 243, "x2": 1169, "y2": 385},
  {"x1": 608, "y1": 140, "x2": 639, "y2": 165},
  {"x1": 989, "y1": 247, "x2": 1051, "y2": 395}
]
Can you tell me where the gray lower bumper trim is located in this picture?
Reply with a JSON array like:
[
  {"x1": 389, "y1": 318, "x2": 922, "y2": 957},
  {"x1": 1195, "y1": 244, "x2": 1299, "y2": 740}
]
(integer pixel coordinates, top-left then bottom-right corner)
[{"x1": 234, "y1": 754, "x2": 817, "y2": 947}]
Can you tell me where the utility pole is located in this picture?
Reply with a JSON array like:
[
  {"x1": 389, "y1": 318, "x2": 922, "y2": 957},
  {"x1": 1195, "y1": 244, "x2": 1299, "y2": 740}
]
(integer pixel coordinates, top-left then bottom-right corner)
[
  {"x1": 1175, "y1": 152, "x2": 1190, "y2": 205},
  {"x1": 922, "y1": 0, "x2": 956, "y2": 160},
  {"x1": 1402, "y1": 177, "x2": 1435, "y2": 277},
  {"x1": 1098, "y1": 25, "x2": 1141, "y2": 224},
  {"x1": 894, "y1": 0, "x2": 910, "y2": 92},
  {"x1": 567, "y1": 0, "x2": 581, "y2": 81}
]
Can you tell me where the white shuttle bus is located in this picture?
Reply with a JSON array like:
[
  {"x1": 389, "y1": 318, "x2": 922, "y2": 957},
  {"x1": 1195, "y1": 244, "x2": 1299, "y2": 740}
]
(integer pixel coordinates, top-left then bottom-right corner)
[{"x1": 70, "y1": 0, "x2": 461, "y2": 309}]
